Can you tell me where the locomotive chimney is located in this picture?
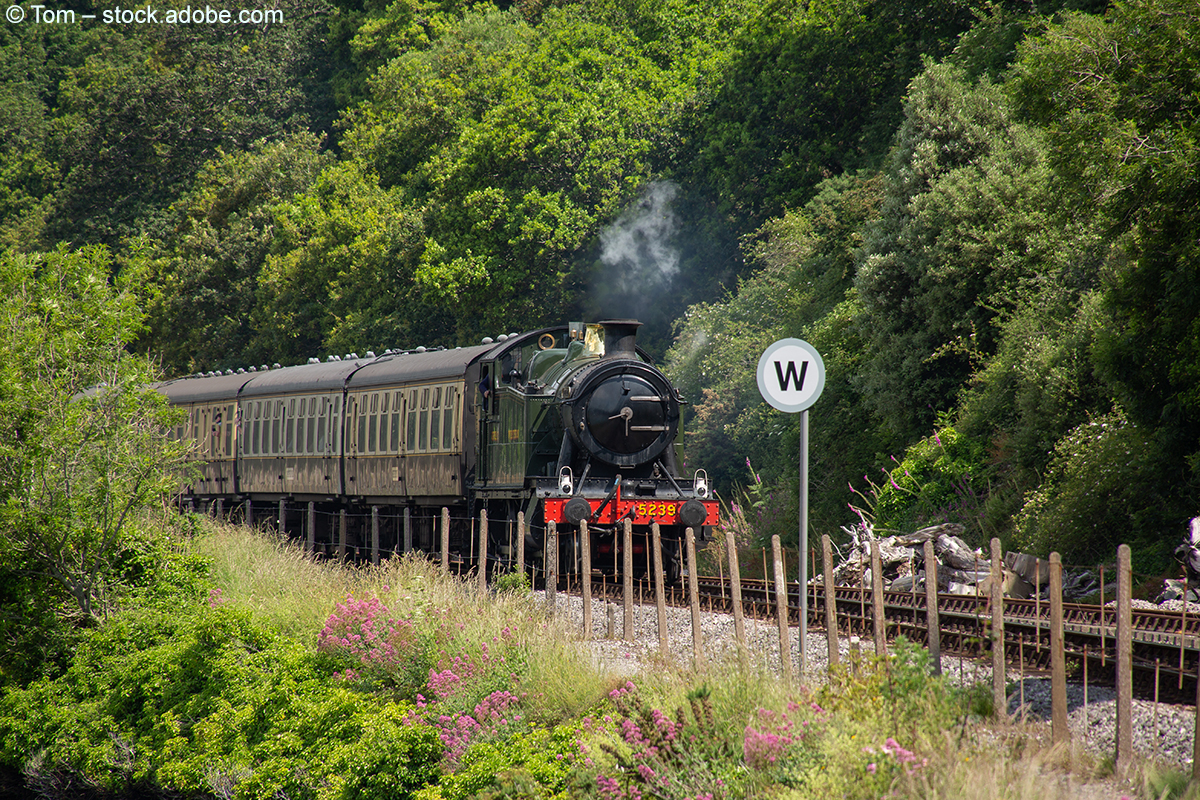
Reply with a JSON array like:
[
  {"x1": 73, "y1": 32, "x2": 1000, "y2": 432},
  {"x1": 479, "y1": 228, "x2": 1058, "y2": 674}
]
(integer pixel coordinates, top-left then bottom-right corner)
[{"x1": 600, "y1": 319, "x2": 642, "y2": 359}]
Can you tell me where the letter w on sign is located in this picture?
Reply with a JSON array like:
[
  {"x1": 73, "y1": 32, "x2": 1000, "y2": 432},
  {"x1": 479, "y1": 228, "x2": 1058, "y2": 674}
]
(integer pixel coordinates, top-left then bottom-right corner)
[{"x1": 774, "y1": 360, "x2": 808, "y2": 392}]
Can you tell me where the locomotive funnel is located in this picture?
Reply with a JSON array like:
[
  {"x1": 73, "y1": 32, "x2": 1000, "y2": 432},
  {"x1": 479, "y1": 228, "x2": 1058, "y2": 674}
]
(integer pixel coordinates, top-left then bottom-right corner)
[{"x1": 600, "y1": 319, "x2": 641, "y2": 359}]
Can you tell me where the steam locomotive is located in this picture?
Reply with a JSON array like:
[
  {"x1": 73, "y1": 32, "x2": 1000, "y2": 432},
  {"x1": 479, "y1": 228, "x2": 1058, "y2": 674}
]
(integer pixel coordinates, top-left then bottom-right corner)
[{"x1": 159, "y1": 320, "x2": 718, "y2": 582}]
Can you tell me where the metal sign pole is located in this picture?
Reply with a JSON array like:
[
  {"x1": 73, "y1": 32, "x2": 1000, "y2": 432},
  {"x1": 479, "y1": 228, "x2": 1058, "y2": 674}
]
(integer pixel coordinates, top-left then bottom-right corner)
[
  {"x1": 799, "y1": 408, "x2": 808, "y2": 677},
  {"x1": 757, "y1": 338, "x2": 824, "y2": 682}
]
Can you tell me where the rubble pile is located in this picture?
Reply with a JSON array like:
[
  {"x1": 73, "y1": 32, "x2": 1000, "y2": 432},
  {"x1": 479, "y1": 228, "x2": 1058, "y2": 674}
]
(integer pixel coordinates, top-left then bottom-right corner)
[
  {"x1": 824, "y1": 516, "x2": 1200, "y2": 607},
  {"x1": 828, "y1": 522, "x2": 1105, "y2": 602}
]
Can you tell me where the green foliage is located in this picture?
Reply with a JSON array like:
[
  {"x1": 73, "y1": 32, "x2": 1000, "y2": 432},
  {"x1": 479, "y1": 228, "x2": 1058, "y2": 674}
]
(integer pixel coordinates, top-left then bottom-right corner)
[
  {"x1": 36, "y1": 0, "x2": 340, "y2": 249},
  {"x1": 0, "y1": 601, "x2": 442, "y2": 800},
  {"x1": 492, "y1": 569, "x2": 532, "y2": 596},
  {"x1": 867, "y1": 422, "x2": 991, "y2": 540},
  {"x1": 423, "y1": 726, "x2": 578, "y2": 800},
  {"x1": 682, "y1": 0, "x2": 976, "y2": 230},
  {"x1": 141, "y1": 133, "x2": 333, "y2": 375},
  {"x1": 854, "y1": 61, "x2": 1066, "y2": 440},
  {"x1": 1008, "y1": 0, "x2": 1200, "y2": 536},
  {"x1": 0, "y1": 247, "x2": 186, "y2": 682},
  {"x1": 253, "y1": 161, "x2": 443, "y2": 364},
  {"x1": 1013, "y1": 409, "x2": 1175, "y2": 568}
]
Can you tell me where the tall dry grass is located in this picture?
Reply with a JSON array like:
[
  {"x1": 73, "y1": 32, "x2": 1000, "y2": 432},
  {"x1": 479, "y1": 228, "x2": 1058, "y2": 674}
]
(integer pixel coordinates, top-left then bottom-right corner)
[{"x1": 190, "y1": 520, "x2": 1163, "y2": 799}]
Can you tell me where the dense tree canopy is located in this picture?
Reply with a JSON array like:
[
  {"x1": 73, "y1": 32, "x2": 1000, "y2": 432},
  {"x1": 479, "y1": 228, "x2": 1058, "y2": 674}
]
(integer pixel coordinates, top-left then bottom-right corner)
[{"x1": 4, "y1": 0, "x2": 1198, "y2": 572}]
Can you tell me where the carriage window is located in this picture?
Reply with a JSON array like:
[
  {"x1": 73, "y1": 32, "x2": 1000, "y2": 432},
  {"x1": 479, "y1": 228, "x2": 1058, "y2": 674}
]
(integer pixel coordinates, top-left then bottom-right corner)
[
  {"x1": 261, "y1": 402, "x2": 271, "y2": 454},
  {"x1": 296, "y1": 400, "x2": 305, "y2": 454},
  {"x1": 380, "y1": 394, "x2": 389, "y2": 452},
  {"x1": 430, "y1": 387, "x2": 442, "y2": 451},
  {"x1": 406, "y1": 390, "x2": 418, "y2": 452},
  {"x1": 368, "y1": 393, "x2": 378, "y2": 453},
  {"x1": 251, "y1": 402, "x2": 260, "y2": 455},
  {"x1": 390, "y1": 392, "x2": 401, "y2": 452},
  {"x1": 306, "y1": 403, "x2": 316, "y2": 454},
  {"x1": 316, "y1": 399, "x2": 327, "y2": 453},
  {"x1": 418, "y1": 388, "x2": 429, "y2": 451},
  {"x1": 443, "y1": 388, "x2": 456, "y2": 450},
  {"x1": 331, "y1": 399, "x2": 339, "y2": 452},
  {"x1": 357, "y1": 397, "x2": 367, "y2": 453}
]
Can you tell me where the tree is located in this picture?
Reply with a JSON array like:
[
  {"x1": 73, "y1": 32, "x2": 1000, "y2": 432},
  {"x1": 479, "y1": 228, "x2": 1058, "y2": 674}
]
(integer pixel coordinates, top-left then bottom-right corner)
[
  {"x1": 0, "y1": 247, "x2": 184, "y2": 634},
  {"x1": 681, "y1": 0, "x2": 976, "y2": 231},
  {"x1": 141, "y1": 133, "x2": 333, "y2": 375},
  {"x1": 1008, "y1": 0, "x2": 1200, "y2": 472},
  {"x1": 251, "y1": 162, "x2": 439, "y2": 362},
  {"x1": 853, "y1": 63, "x2": 1067, "y2": 440}
]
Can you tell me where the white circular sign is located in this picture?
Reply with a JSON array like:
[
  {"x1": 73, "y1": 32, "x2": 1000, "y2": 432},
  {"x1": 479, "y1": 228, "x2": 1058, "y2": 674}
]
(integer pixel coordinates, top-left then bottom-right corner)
[{"x1": 756, "y1": 338, "x2": 825, "y2": 413}]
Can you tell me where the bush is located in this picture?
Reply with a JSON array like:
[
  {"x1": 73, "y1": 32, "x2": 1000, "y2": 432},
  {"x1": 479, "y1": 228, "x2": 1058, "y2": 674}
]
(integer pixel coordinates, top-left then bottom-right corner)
[
  {"x1": 867, "y1": 421, "x2": 991, "y2": 541},
  {"x1": 1013, "y1": 408, "x2": 1179, "y2": 568},
  {"x1": 0, "y1": 600, "x2": 443, "y2": 800}
]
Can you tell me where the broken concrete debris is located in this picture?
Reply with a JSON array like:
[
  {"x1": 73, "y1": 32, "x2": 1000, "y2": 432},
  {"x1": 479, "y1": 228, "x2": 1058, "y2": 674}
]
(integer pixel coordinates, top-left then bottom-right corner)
[{"x1": 828, "y1": 522, "x2": 1103, "y2": 602}]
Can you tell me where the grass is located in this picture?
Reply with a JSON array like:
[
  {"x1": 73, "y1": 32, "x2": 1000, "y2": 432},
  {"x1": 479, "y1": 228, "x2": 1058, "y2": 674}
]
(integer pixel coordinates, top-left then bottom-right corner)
[{"x1": 108, "y1": 518, "x2": 1183, "y2": 797}]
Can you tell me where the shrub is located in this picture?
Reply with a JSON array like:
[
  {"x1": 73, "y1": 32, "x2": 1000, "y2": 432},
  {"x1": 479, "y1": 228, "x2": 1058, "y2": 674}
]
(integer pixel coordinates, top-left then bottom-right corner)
[
  {"x1": 868, "y1": 421, "x2": 991, "y2": 540},
  {"x1": 0, "y1": 600, "x2": 443, "y2": 800}
]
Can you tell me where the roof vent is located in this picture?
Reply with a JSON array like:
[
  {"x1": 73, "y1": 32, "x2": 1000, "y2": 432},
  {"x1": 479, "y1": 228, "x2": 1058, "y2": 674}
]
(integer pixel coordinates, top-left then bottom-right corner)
[
  {"x1": 508, "y1": 332, "x2": 518, "y2": 339},
  {"x1": 224, "y1": 369, "x2": 234, "y2": 376},
  {"x1": 261, "y1": 365, "x2": 269, "y2": 371},
  {"x1": 345, "y1": 353, "x2": 357, "y2": 360},
  {"x1": 366, "y1": 351, "x2": 376, "y2": 358},
  {"x1": 481, "y1": 336, "x2": 494, "y2": 344},
  {"x1": 416, "y1": 346, "x2": 427, "y2": 353},
  {"x1": 497, "y1": 334, "x2": 509, "y2": 342},
  {"x1": 273, "y1": 363, "x2": 281, "y2": 369},
  {"x1": 308, "y1": 358, "x2": 319, "y2": 364},
  {"x1": 247, "y1": 366, "x2": 256, "y2": 372}
]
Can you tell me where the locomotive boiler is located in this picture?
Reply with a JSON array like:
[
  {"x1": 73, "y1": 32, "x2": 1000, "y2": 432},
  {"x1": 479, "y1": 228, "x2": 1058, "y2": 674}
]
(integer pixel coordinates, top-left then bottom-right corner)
[{"x1": 159, "y1": 320, "x2": 717, "y2": 582}]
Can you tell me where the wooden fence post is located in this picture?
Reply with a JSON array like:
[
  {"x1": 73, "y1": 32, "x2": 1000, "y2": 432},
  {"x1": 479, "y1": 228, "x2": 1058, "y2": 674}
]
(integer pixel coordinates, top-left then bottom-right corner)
[
  {"x1": 924, "y1": 540, "x2": 941, "y2": 675},
  {"x1": 623, "y1": 519, "x2": 634, "y2": 642},
  {"x1": 728, "y1": 531, "x2": 747, "y2": 670},
  {"x1": 517, "y1": 511, "x2": 526, "y2": 577},
  {"x1": 871, "y1": 540, "x2": 886, "y2": 656},
  {"x1": 581, "y1": 520, "x2": 592, "y2": 640},
  {"x1": 822, "y1": 534, "x2": 838, "y2": 670},
  {"x1": 772, "y1": 535, "x2": 792, "y2": 683},
  {"x1": 546, "y1": 521, "x2": 558, "y2": 612},
  {"x1": 306, "y1": 501, "x2": 315, "y2": 552},
  {"x1": 1116, "y1": 544, "x2": 1133, "y2": 775},
  {"x1": 371, "y1": 506, "x2": 380, "y2": 565},
  {"x1": 652, "y1": 523, "x2": 668, "y2": 658},
  {"x1": 687, "y1": 527, "x2": 703, "y2": 669},
  {"x1": 338, "y1": 510, "x2": 347, "y2": 560},
  {"x1": 990, "y1": 538, "x2": 1006, "y2": 719},
  {"x1": 1050, "y1": 552, "x2": 1070, "y2": 743},
  {"x1": 440, "y1": 507, "x2": 450, "y2": 574}
]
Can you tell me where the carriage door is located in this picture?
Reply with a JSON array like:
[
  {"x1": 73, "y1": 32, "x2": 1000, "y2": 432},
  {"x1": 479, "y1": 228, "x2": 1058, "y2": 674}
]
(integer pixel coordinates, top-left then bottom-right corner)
[{"x1": 478, "y1": 360, "x2": 499, "y2": 486}]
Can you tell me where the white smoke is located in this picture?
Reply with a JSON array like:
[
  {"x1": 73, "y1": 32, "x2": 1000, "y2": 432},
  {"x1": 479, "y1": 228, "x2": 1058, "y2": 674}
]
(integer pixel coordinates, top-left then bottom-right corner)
[{"x1": 599, "y1": 181, "x2": 680, "y2": 294}]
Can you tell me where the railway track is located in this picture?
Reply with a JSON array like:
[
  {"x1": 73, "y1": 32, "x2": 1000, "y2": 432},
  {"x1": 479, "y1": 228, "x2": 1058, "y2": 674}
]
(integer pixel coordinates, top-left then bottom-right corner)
[{"x1": 572, "y1": 572, "x2": 1200, "y2": 704}]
